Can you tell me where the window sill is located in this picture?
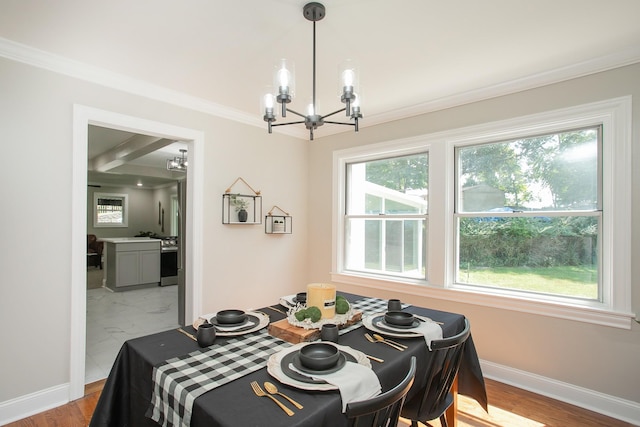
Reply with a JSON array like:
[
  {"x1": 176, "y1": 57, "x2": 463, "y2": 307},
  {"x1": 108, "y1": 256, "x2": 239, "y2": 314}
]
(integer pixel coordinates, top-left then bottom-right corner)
[{"x1": 331, "y1": 272, "x2": 636, "y2": 329}]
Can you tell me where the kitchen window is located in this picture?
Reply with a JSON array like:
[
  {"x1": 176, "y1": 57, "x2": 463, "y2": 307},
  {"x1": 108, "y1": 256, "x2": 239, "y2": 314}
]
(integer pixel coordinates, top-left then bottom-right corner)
[
  {"x1": 94, "y1": 192, "x2": 129, "y2": 228},
  {"x1": 332, "y1": 97, "x2": 633, "y2": 328}
]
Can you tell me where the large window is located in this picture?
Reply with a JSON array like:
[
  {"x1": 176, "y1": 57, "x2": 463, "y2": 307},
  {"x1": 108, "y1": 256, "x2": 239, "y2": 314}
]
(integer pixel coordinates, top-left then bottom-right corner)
[
  {"x1": 345, "y1": 152, "x2": 428, "y2": 280},
  {"x1": 455, "y1": 127, "x2": 601, "y2": 301},
  {"x1": 333, "y1": 97, "x2": 632, "y2": 328}
]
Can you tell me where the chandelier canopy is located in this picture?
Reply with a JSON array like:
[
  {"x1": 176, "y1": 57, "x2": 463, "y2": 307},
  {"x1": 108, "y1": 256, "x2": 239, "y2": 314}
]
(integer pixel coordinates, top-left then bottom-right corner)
[
  {"x1": 262, "y1": 2, "x2": 362, "y2": 141},
  {"x1": 166, "y1": 149, "x2": 187, "y2": 172}
]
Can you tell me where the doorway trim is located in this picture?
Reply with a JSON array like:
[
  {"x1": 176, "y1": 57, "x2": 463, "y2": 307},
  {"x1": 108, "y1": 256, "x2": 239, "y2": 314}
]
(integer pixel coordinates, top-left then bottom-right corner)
[{"x1": 70, "y1": 105, "x2": 204, "y2": 400}]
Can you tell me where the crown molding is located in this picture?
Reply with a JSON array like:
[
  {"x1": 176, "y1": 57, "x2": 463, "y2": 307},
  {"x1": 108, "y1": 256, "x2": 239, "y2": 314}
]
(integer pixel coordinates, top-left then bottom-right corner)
[
  {"x1": 366, "y1": 45, "x2": 640, "y2": 128},
  {"x1": 0, "y1": 37, "x2": 293, "y2": 134},
  {"x1": 1, "y1": 37, "x2": 639, "y2": 141}
]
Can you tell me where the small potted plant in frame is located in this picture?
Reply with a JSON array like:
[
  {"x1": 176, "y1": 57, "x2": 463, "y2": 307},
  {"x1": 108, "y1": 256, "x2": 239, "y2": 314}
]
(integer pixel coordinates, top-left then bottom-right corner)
[{"x1": 230, "y1": 194, "x2": 250, "y2": 222}]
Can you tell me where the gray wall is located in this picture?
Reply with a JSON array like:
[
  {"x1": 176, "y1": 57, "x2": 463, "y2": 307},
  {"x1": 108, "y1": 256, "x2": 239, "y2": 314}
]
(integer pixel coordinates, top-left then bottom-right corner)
[{"x1": 86, "y1": 184, "x2": 178, "y2": 238}]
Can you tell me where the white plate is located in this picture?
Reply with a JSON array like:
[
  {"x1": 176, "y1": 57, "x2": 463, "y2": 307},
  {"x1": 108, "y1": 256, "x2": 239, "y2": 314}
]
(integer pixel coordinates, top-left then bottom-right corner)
[
  {"x1": 362, "y1": 312, "x2": 432, "y2": 338},
  {"x1": 267, "y1": 343, "x2": 371, "y2": 391}
]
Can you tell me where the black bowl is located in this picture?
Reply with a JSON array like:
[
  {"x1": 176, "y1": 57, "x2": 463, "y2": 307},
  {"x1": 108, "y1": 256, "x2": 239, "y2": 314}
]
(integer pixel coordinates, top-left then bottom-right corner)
[
  {"x1": 215, "y1": 309, "x2": 247, "y2": 324},
  {"x1": 298, "y1": 343, "x2": 340, "y2": 371},
  {"x1": 384, "y1": 311, "x2": 415, "y2": 326},
  {"x1": 295, "y1": 292, "x2": 307, "y2": 304}
]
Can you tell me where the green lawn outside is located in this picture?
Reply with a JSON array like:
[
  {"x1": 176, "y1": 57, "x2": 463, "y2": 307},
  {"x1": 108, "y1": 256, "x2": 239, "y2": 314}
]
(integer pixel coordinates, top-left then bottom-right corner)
[{"x1": 457, "y1": 265, "x2": 598, "y2": 299}]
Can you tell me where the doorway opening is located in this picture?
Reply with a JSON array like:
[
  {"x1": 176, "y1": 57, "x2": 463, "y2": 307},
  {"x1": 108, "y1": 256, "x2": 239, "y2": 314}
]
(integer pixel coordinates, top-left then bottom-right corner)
[{"x1": 70, "y1": 105, "x2": 204, "y2": 399}]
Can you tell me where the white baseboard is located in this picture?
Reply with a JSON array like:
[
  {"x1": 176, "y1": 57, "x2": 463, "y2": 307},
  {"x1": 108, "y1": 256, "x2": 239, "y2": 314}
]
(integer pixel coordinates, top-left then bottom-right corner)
[
  {"x1": 481, "y1": 360, "x2": 640, "y2": 425},
  {"x1": 0, "y1": 383, "x2": 69, "y2": 426}
]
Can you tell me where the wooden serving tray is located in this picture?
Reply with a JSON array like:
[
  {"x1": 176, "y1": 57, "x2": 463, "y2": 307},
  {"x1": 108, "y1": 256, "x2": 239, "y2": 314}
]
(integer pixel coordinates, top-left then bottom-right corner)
[{"x1": 268, "y1": 311, "x2": 362, "y2": 344}]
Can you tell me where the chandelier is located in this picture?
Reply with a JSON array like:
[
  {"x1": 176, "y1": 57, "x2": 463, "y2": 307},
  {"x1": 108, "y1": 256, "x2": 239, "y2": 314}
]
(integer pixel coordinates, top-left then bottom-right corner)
[
  {"x1": 262, "y1": 2, "x2": 362, "y2": 141},
  {"x1": 166, "y1": 149, "x2": 187, "y2": 172}
]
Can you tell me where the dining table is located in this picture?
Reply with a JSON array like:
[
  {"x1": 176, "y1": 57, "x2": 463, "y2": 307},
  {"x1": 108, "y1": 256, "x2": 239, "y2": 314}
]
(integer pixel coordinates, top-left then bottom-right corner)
[{"x1": 89, "y1": 292, "x2": 487, "y2": 427}]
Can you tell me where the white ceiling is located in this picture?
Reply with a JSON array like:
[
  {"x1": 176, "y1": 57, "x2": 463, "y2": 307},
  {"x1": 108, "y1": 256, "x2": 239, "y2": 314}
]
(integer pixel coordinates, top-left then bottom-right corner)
[{"x1": 2, "y1": 0, "x2": 639, "y2": 186}]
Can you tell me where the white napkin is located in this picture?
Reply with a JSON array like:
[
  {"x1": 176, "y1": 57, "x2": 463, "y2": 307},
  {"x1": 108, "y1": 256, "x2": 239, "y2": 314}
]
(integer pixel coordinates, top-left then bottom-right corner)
[
  {"x1": 279, "y1": 294, "x2": 297, "y2": 308},
  {"x1": 375, "y1": 318, "x2": 443, "y2": 350},
  {"x1": 290, "y1": 361, "x2": 381, "y2": 412}
]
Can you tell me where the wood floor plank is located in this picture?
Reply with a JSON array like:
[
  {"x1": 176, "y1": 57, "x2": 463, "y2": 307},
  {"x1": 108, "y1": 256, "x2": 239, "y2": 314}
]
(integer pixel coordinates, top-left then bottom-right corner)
[
  {"x1": 399, "y1": 379, "x2": 635, "y2": 427},
  {"x1": 6, "y1": 378, "x2": 635, "y2": 426}
]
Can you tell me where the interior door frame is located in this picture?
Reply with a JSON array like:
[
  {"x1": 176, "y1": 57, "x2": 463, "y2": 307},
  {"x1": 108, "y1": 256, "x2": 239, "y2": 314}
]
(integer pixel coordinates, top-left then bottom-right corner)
[{"x1": 70, "y1": 105, "x2": 204, "y2": 399}]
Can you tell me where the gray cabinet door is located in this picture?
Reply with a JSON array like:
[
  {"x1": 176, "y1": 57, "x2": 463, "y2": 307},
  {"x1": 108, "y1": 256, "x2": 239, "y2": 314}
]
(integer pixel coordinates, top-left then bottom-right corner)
[
  {"x1": 140, "y1": 250, "x2": 161, "y2": 284},
  {"x1": 116, "y1": 251, "x2": 140, "y2": 287}
]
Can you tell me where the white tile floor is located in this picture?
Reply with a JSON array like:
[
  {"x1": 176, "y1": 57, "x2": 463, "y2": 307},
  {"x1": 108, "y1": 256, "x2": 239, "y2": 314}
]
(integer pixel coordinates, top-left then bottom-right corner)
[{"x1": 85, "y1": 279, "x2": 180, "y2": 384}]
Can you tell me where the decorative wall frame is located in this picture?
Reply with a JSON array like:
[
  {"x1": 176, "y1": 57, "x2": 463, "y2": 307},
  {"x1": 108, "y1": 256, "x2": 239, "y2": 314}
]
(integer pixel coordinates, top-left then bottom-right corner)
[
  {"x1": 222, "y1": 177, "x2": 262, "y2": 224},
  {"x1": 265, "y1": 205, "x2": 292, "y2": 234}
]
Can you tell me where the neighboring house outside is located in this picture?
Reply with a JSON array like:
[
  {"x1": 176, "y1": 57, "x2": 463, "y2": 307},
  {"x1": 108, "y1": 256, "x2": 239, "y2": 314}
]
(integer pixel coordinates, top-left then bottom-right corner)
[{"x1": 461, "y1": 183, "x2": 505, "y2": 212}]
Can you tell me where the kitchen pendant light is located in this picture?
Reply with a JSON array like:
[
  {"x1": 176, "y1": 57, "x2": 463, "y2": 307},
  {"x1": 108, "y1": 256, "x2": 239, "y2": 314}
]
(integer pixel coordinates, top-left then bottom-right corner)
[
  {"x1": 166, "y1": 149, "x2": 187, "y2": 172},
  {"x1": 262, "y1": 2, "x2": 362, "y2": 141}
]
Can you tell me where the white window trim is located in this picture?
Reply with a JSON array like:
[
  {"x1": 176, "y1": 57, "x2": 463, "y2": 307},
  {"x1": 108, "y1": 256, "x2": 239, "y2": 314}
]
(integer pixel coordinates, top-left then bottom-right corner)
[{"x1": 332, "y1": 96, "x2": 634, "y2": 329}]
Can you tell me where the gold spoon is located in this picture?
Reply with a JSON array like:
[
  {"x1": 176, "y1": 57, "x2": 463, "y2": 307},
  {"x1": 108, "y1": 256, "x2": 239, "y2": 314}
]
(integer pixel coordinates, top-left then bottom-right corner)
[
  {"x1": 264, "y1": 381, "x2": 304, "y2": 409},
  {"x1": 373, "y1": 333, "x2": 408, "y2": 349},
  {"x1": 370, "y1": 333, "x2": 405, "y2": 351}
]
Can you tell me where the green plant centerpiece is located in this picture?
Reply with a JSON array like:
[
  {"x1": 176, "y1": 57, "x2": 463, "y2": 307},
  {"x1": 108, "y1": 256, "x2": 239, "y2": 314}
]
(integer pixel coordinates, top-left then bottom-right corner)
[{"x1": 288, "y1": 296, "x2": 353, "y2": 330}]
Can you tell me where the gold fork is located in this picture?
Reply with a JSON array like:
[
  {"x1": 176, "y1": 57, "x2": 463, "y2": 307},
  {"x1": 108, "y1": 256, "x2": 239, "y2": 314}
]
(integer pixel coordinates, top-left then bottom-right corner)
[{"x1": 250, "y1": 381, "x2": 294, "y2": 416}]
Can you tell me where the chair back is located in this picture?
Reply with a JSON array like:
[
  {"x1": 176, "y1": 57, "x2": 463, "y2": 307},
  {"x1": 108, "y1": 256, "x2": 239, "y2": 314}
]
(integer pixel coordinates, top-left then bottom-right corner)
[
  {"x1": 346, "y1": 356, "x2": 416, "y2": 427},
  {"x1": 401, "y1": 319, "x2": 471, "y2": 425},
  {"x1": 87, "y1": 234, "x2": 103, "y2": 255}
]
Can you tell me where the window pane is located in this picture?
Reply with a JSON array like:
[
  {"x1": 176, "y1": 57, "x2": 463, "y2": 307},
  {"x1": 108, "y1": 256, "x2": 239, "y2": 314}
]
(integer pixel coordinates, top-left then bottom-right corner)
[
  {"x1": 345, "y1": 218, "x2": 427, "y2": 279},
  {"x1": 348, "y1": 153, "x2": 428, "y2": 215},
  {"x1": 97, "y1": 198, "x2": 124, "y2": 223},
  {"x1": 94, "y1": 192, "x2": 128, "y2": 227},
  {"x1": 457, "y1": 216, "x2": 599, "y2": 299},
  {"x1": 458, "y1": 127, "x2": 599, "y2": 212},
  {"x1": 345, "y1": 151, "x2": 428, "y2": 281}
]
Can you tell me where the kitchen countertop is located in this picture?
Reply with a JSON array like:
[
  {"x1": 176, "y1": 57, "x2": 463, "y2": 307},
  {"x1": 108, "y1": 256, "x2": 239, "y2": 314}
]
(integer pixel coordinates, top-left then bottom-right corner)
[{"x1": 100, "y1": 237, "x2": 159, "y2": 244}]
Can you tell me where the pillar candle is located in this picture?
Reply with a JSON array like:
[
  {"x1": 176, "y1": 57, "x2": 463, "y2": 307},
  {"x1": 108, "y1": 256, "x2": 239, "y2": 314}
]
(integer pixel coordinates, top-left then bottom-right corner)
[{"x1": 306, "y1": 283, "x2": 337, "y2": 319}]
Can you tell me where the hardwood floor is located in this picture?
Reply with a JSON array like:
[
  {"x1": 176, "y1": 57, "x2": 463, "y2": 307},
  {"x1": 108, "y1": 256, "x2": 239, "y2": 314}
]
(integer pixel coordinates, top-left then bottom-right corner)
[
  {"x1": 399, "y1": 380, "x2": 635, "y2": 427},
  {"x1": 6, "y1": 378, "x2": 634, "y2": 426}
]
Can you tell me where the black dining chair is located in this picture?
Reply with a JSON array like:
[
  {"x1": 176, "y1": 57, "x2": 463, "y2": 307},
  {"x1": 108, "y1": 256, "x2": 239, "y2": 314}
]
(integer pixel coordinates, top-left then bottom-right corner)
[
  {"x1": 346, "y1": 356, "x2": 417, "y2": 427},
  {"x1": 400, "y1": 319, "x2": 471, "y2": 427}
]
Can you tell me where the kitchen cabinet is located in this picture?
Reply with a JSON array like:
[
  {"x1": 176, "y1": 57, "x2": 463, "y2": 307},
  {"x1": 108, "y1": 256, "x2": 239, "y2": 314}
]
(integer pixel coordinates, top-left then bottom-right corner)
[{"x1": 102, "y1": 238, "x2": 161, "y2": 291}]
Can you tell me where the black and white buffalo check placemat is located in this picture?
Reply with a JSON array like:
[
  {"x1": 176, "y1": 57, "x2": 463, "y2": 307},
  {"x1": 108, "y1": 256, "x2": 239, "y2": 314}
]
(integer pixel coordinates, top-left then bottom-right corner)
[
  {"x1": 339, "y1": 296, "x2": 410, "y2": 335},
  {"x1": 147, "y1": 330, "x2": 291, "y2": 427}
]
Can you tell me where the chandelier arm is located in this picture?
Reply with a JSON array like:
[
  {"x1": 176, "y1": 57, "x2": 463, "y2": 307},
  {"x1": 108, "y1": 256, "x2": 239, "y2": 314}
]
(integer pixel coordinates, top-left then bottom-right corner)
[
  {"x1": 285, "y1": 108, "x2": 309, "y2": 119},
  {"x1": 320, "y1": 107, "x2": 347, "y2": 120},
  {"x1": 271, "y1": 121, "x2": 307, "y2": 127},
  {"x1": 323, "y1": 121, "x2": 356, "y2": 127}
]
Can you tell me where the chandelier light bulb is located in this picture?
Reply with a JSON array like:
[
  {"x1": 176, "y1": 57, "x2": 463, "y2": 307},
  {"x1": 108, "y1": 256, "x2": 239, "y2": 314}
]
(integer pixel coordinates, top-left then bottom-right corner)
[
  {"x1": 307, "y1": 103, "x2": 315, "y2": 116},
  {"x1": 264, "y1": 93, "x2": 274, "y2": 109},
  {"x1": 278, "y1": 66, "x2": 290, "y2": 90},
  {"x1": 342, "y1": 69, "x2": 355, "y2": 87}
]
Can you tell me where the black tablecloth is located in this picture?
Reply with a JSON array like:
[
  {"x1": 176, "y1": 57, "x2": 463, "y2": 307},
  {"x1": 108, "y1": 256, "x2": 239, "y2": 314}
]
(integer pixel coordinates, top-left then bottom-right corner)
[{"x1": 90, "y1": 292, "x2": 487, "y2": 427}]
